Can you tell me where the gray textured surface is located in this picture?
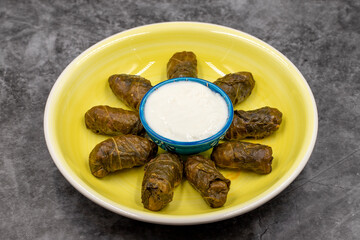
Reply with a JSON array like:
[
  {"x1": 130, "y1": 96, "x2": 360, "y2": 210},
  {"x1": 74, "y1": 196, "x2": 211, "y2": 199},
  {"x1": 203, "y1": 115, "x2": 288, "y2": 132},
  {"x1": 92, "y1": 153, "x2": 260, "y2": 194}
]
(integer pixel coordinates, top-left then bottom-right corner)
[{"x1": 1, "y1": 0, "x2": 359, "y2": 239}]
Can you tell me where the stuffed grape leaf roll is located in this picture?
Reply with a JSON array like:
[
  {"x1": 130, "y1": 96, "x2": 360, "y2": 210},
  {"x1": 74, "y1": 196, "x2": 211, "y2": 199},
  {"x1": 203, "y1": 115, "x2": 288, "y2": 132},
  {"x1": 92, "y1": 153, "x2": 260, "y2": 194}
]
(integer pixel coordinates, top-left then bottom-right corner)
[
  {"x1": 225, "y1": 106, "x2": 282, "y2": 140},
  {"x1": 185, "y1": 155, "x2": 230, "y2": 208},
  {"x1": 108, "y1": 74, "x2": 152, "y2": 111},
  {"x1": 211, "y1": 141, "x2": 273, "y2": 174},
  {"x1": 89, "y1": 135, "x2": 158, "y2": 178},
  {"x1": 213, "y1": 72, "x2": 255, "y2": 106},
  {"x1": 141, "y1": 153, "x2": 183, "y2": 211},
  {"x1": 85, "y1": 105, "x2": 144, "y2": 136},
  {"x1": 167, "y1": 51, "x2": 197, "y2": 79}
]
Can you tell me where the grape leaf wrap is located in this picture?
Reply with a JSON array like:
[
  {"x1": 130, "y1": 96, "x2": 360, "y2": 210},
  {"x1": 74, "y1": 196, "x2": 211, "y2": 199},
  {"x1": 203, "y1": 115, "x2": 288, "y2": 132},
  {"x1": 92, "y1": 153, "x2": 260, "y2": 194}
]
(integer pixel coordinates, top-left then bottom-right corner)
[
  {"x1": 108, "y1": 74, "x2": 152, "y2": 111},
  {"x1": 89, "y1": 135, "x2": 158, "y2": 178},
  {"x1": 141, "y1": 153, "x2": 183, "y2": 211},
  {"x1": 211, "y1": 141, "x2": 273, "y2": 174},
  {"x1": 213, "y1": 72, "x2": 255, "y2": 106},
  {"x1": 167, "y1": 51, "x2": 197, "y2": 79},
  {"x1": 185, "y1": 155, "x2": 230, "y2": 208},
  {"x1": 85, "y1": 105, "x2": 144, "y2": 136},
  {"x1": 225, "y1": 106, "x2": 282, "y2": 140}
]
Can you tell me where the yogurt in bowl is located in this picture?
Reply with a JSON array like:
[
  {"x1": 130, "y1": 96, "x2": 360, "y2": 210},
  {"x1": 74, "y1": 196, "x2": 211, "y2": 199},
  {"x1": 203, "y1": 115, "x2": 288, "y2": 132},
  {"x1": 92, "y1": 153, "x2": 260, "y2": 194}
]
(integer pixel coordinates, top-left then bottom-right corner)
[{"x1": 139, "y1": 77, "x2": 234, "y2": 155}]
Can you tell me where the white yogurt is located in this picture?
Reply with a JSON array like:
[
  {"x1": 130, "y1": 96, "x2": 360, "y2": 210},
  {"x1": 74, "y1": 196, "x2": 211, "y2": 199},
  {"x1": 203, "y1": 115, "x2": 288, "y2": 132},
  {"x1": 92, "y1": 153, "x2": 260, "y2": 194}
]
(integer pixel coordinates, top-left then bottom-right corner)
[{"x1": 144, "y1": 81, "x2": 228, "y2": 142}]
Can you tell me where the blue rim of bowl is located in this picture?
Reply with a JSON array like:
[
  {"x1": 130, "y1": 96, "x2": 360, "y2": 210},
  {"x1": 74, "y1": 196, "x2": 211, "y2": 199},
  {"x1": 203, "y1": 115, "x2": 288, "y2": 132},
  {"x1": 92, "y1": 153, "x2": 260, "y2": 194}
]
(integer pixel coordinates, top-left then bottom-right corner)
[{"x1": 139, "y1": 77, "x2": 234, "y2": 146}]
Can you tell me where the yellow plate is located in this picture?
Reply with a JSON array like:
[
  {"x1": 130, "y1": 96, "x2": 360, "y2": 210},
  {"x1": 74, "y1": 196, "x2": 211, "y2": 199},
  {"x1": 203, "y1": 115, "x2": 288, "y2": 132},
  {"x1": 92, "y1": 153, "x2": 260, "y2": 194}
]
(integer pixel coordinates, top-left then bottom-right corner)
[{"x1": 44, "y1": 22, "x2": 318, "y2": 225}]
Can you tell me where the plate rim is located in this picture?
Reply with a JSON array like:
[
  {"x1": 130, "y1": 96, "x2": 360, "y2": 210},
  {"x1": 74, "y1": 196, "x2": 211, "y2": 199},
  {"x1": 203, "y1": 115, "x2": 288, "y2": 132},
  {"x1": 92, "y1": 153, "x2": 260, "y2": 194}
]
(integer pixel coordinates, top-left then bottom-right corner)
[{"x1": 44, "y1": 21, "x2": 318, "y2": 225}]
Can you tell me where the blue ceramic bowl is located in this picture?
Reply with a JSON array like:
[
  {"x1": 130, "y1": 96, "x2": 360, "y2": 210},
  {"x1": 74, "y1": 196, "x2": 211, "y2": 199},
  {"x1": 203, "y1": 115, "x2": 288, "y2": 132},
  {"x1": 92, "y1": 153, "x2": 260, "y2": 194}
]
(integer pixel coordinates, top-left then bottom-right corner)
[{"x1": 139, "y1": 77, "x2": 234, "y2": 155}]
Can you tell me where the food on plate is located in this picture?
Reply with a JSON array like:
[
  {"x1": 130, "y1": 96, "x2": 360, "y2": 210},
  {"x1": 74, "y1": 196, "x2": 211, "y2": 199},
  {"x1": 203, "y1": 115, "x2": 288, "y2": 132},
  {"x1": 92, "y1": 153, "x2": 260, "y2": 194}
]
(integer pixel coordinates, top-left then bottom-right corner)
[
  {"x1": 108, "y1": 74, "x2": 152, "y2": 111},
  {"x1": 85, "y1": 105, "x2": 144, "y2": 136},
  {"x1": 89, "y1": 135, "x2": 158, "y2": 178},
  {"x1": 83, "y1": 50, "x2": 284, "y2": 212},
  {"x1": 185, "y1": 155, "x2": 230, "y2": 208},
  {"x1": 213, "y1": 72, "x2": 255, "y2": 106},
  {"x1": 144, "y1": 81, "x2": 228, "y2": 142},
  {"x1": 167, "y1": 51, "x2": 197, "y2": 79},
  {"x1": 141, "y1": 153, "x2": 183, "y2": 211},
  {"x1": 211, "y1": 141, "x2": 273, "y2": 174},
  {"x1": 225, "y1": 106, "x2": 282, "y2": 140}
]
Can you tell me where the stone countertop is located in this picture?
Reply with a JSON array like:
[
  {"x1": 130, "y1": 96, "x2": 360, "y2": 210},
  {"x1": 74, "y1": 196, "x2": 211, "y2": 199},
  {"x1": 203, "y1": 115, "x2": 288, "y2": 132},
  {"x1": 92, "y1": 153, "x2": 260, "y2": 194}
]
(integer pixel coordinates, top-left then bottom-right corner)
[{"x1": 1, "y1": 0, "x2": 359, "y2": 239}]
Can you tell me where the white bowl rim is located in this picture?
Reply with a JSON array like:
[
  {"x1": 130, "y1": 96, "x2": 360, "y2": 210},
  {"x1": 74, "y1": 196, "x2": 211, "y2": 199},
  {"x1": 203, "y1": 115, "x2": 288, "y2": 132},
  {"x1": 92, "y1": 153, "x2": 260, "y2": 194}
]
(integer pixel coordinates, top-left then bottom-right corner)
[{"x1": 44, "y1": 21, "x2": 318, "y2": 225}]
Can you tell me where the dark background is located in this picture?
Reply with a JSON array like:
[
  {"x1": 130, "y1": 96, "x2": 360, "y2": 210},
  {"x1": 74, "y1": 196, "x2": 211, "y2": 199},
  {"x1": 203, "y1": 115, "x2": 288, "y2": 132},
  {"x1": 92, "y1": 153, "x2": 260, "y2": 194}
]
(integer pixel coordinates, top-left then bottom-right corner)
[{"x1": 1, "y1": 0, "x2": 359, "y2": 239}]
